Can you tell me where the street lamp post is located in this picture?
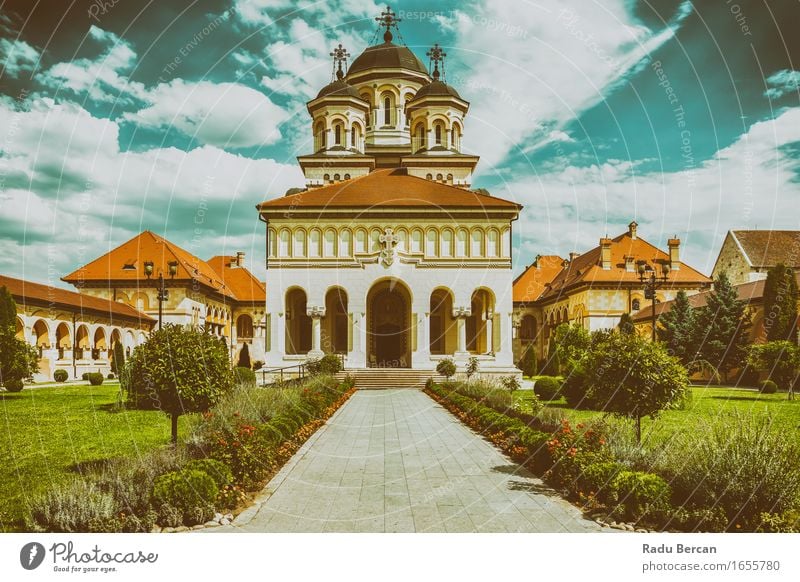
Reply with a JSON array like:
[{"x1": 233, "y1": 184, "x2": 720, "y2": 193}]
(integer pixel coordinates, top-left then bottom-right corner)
[
  {"x1": 637, "y1": 259, "x2": 671, "y2": 341},
  {"x1": 144, "y1": 260, "x2": 178, "y2": 329}
]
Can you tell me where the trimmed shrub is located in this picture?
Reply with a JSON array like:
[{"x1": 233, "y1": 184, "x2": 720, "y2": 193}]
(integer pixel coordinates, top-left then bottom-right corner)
[
  {"x1": 4, "y1": 378, "x2": 24, "y2": 392},
  {"x1": 107, "y1": 373, "x2": 115, "y2": 380},
  {"x1": 562, "y1": 369, "x2": 592, "y2": 409},
  {"x1": 533, "y1": 376, "x2": 562, "y2": 400},
  {"x1": 151, "y1": 469, "x2": 218, "y2": 526},
  {"x1": 520, "y1": 345, "x2": 536, "y2": 377},
  {"x1": 29, "y1": 480, "x2": 117, "y2": 532},
  {"x1": 184, "y1": 459, "x2": 234, "y2": 489},
  {"x1": 306, "y1": 354, "x2": 343, "y2": 376},
  {"x1": 53, "y1": 369, "x2": 69, "y2": 383},
  {"x1": 81, "y1": 372, "x2": 89, "y2": 381},
  {"x1": 436, "y1": 358, "x2": 456, "y2": 379},
  {"x1": 234, "y1": 366, "x2": 257, "y2": 385},
  {"x1": 580, "y1": 461, "x2": 625, "y2": 503},
  {"x1": 609, "y1": 471, "x2": 671, "y2": 522},
  {"x1": 87, "y1": 372, "x2": 104, "y2": 386},
  {"x1": 760, "y1": 380, "x2": 778, "y2": 394}
]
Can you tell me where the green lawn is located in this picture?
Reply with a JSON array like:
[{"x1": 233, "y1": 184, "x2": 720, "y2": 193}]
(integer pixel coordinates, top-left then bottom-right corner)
[
  {"x1": 516, "y1": 386, "x2": 800, "y2": 446},
  {"x1": 0, "y1": 382, "x2": 188, "y2": 531}
]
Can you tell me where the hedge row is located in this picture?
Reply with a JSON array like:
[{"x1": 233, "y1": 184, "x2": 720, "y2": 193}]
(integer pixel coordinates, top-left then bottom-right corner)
[{"x1": 426, "y1": 383, "x2": 671, "y2": 528}]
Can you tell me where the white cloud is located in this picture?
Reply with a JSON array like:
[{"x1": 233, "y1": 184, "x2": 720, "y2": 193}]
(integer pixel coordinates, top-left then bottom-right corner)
[
  {"x1": 504, "y1": 107, "x2": 800, "y2": 276},
  {"x1": 765, "y1": 69, "x2": 800, "y2": 100},
  {"x1": 0, "y1": 97, "x2": 304, "y2": 284},
  {"x1": 124, "y1": 80, "x2": 287, "y2": 148},
  {"x1": 0, "y1": 38, "x2": 40, "y2": 78},
  {"x1": 36, "y1": 25, "x2": 145, "y2": 104},
  {"x1": 436, "y1": 0, "x2": 693, "y2": 172}
]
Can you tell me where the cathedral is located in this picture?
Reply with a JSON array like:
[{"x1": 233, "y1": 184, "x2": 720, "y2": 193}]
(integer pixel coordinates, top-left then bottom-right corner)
[{"x1": 257, "y1": 9, "x2": 521, "y2": 377}]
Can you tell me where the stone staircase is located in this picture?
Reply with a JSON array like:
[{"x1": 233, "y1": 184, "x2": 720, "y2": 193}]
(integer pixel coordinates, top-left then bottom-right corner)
[{"x1": 336, "y1": 368, "x2": 441, "y2": 390}]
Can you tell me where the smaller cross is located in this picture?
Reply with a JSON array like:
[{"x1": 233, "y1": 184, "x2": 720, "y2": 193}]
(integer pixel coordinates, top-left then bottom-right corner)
[
  {"x1": 376, "y1": 6, "x2": 401, "y2": 42},
  {"x1": 426, "y1": 43, "x2": 447, "y2": 81},
  {"x1": 329, "y1": 43, "x2": 350, "y2": 81}
]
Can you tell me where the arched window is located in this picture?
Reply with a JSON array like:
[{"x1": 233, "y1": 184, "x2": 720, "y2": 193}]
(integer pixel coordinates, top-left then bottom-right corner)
[
  {"x1": 436, "y1": 173, "x2": 443, "y2": 182},
  {"x1": 323, "y1": 173, "x2": 330, "y2": 184},
  {"x1": 425, "y1": 173, "x2": 433, "y2": 180},
  {"x1": 413, "y1": 123, "x2": 426, "y2": 152},
  {"x1": 447, "y1": 173, "x2": 453, "y2": 185},
  {"x1": 435, "y1": 124, "x2": 442, "y2": 145},
  {"x1": 333, "y1": 173, "x2": 340, "y2": 182},
  {"x1": 344, "y1": 173, "x2": 350, "y2": 180},
  {"x1": 314, "y1": 121, "x2": 326, "y2": 151},
  {"x1": 350, "y1": 126, "x2": 356, "y2": 148},
  {"x1": 384, "y1": 96, "x2": 391, "y2": 125},
  {"x1": 632, "y1": 298, "x2": 641, "y2": 311},
  {"x1": 334, "y1": 123, "x2": 342, "y2": 146}
]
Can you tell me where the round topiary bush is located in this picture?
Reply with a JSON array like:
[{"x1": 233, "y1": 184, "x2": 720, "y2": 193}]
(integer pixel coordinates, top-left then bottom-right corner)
[
  {"x1": 87, "y1": 372, "x2": 104, "y2": 386},
  {"x1": 436, "y1": 358, "x2": 456, "y2": 380},
  {"x1": 151, "y1": 469, "x2": 219, "y2": 526},
  {"x1": 3, "y1": 378, "x2": 24, "y2": 392},
  {"x1": 53, "y1": 369, "x2": 69, "y2": 383},
  {"x1": 760, "y1": 380, "x2": 778, "y2": 394},
  {"x1": 81, "y1": 372, "x2": 89, "y2": 381},
  {"x1": 184, "y1": 459, "x2": 234, "y2": 489},
  {"x1": 234, "y1": 366, "x2": 256, "y2": 385},
  {"x1": 306, "y1": 354, "x2": 343, "y2": 376},
  {"x1": 533, "y1": 376, "x2": 562, "y2": 400},
  {"x1": 107, "y1": 373, "x2": 115, "y2": 380}
]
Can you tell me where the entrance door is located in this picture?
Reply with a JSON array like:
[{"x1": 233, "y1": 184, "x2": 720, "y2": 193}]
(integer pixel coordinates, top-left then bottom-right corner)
[{"x1": 367, "y1": 280, "x2": 411, "y2": 368}]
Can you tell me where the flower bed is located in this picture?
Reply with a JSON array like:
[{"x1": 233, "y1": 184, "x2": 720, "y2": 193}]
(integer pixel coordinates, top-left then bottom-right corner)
[
  {"x1": 425, "y1": 382, "x2": 671, "y2": 530},
  {"x1": 27, "y1": 375, "x2": 355, "y2": 532}
]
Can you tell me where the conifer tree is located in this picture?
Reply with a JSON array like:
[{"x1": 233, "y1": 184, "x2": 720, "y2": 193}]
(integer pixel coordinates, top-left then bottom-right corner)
[
  {"x1": 696, "y1": 272, "x2": 750, "y2": 381},
  {"x1": 762, "y1": 263, "x2": 799, "y2": 342},
  {"x1": 657, "y1": 290, "x2": 697, "y2": 366}
]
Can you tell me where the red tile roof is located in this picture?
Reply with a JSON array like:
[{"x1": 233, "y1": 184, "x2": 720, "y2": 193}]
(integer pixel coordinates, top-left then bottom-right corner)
[
  {"x1": 1, "y1": 275, "x2": 153, "y2": 324},
  {"x1": 630, "y1": 274, "x2": 800, "y2": 323},
  {"x1": 206, "y1": 256, "x2": 266, "y2": 304},
  {"x1": 537, "y1": 231, "x2": 711, "y2": 303},
  {"x1": 731, "y1": 230, "x2": 800, "y2": 268},
  {"x1": 257, "y1": 168, "x2": 521, "y2": 211},
  {"x1": 513, "y1": 255, "x2": 565, "y2": 303}
]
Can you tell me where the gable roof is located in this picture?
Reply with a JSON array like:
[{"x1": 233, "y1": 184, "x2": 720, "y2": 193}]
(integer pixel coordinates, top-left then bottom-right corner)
[
  {"x1": 62, "y1": 232, "x2": 265, "y2": 304},
  {"x1": 537, "y1": 231, "x2": 711, "y2": 303},
  {"x1": 513, "y1": 255, "x2": 565, "y2": 303},
  {"x1": 257, "y1": 168, "x2": 521, "y2": 211},
  {"x1": 730, "y1": 230, "x2": 800, "y2": 268},
  {"x1": 206, "y1": 256, "x2": 266, "y2": 304},
  {"x1": 1, "y1": 275, "x2": 153, "y2": 324}
]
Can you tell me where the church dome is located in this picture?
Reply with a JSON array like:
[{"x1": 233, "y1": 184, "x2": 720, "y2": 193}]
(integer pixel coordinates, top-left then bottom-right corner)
[
  {"x1": 412, "y1": 79, "x2": 462, "y2": 100},
  {"x1": 348, "y1": 41, "x2": 429, "y2": 76},
  {"x1": 316, "y1": 79, "x2": 363, "y2": 100}
]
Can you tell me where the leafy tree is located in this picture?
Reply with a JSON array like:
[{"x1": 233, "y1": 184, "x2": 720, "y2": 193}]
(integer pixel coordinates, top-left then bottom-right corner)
[
  {"x1": 618, "y1": 312, "x2": 635, "y2": 335},
  {"x1": 553, "y1": 323, "x2": 591, "y2": 375},
  {"x1": 540, "y1": 336, "x2": 560, "y2": 376},
  {"x1": 747, "y1": 341, "x2": 800, "y2": 400},
  {"x1": 762, "y1": 263, "x2": 799, "y2": 342},
  {"x1": 126, "y1": 324, "x2": 234, "y2": 444},
  {"x1": 236, "y1": 342, "x2": 251, "y2": 369},
  {"x1": 657, "y1": 290, "x2": 698, "y2": 366},
  {"x1": 110, "y1": 341, "x2": 125, "y2": 376},
  {"x1": 0, "y1": 286, "x2": 39, "y2": 392},
  {"x1": 519, "y1": 344, "x2": 536, "y2": 377},
  {"x1": 465, "y1": 356, "x2": 479, "y2": 381},
  {"x1": 436, "y1": 358, "x2": 456, "y2": 380},
  {"x1": 696, "y1": 272, "x2": 750, "y2": 382},
  {"x1": 577, "y1": 332, "x2": 688, "y2": 442}
]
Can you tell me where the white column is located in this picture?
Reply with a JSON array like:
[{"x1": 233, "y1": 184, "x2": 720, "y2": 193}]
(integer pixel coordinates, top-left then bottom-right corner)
[
  {"x1": 485, "y1": 311, "x2": 494, "y2": 354},
  {"x1": 307, "y1": 305, "x2": 325, "y2": 359},
  {"x1": 412, "y1": 311, "x2": 432, "y2": 369},
  {"x1": 456, "y1": 317, "x2": 466, "y2": 353}
]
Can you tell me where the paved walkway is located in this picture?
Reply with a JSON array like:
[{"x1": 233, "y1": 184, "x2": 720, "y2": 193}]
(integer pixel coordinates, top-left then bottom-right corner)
[{"x1": 222, "y1": 389, "x2": 604, "y2": 533}]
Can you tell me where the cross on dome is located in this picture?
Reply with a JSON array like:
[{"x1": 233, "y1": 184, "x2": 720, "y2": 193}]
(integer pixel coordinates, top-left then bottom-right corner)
[
  {"x1": 329, "y1": 43, "x2": 350, "y2": 81},
  {"x1": 376, "y1": 6, "x2": 402, "y2": 43},
  {"x1": 426, "y1": 43, "x2": 447, "y2": 81}
]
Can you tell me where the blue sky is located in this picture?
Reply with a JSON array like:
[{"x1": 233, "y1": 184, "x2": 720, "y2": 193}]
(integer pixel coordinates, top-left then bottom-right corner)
[{"x1": 0, "y1": 0, "x2": 798, "y2": 286}]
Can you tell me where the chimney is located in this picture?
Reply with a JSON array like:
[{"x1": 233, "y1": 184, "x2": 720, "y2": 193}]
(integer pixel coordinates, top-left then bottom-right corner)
[
  {"x1": 569, "y1": 251, "x2": 581, "y2": 262},
  {"x1": 600, "y1": 238, "x2": 612, "y2": 270},
  {"x1": 668, "y1": 238, "x2": 680, "y2": 270},
  {"x1": 532, "y1": 254, "x2": 542, "y2": 268},
  {"x1": 235, "y1": 251, "x2": 245, "y2": 267},
  {"x1": 628, "y1": 221, "x2": 638, "y2": 240}
]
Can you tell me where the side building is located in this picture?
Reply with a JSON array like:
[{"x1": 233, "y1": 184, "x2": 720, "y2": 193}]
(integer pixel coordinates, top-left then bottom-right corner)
[
  {"x1": 713, "y1": 230, "x2": 800, "y2": 286},
  {"x1": 62, "y1": 231, "x2": 267, "y2": 366},
  {"x1": 2, "y1": 274, "x2": 153, "y2": 381},
  {"x1": 512, "y1": 222, "x2": 713, "y2": 367}
]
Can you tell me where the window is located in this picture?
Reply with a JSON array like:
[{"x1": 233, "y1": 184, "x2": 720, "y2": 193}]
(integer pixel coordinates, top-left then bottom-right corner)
[
  {"x1": 436, "y1": 173, "x2": 443, "y2": 182},
  {"x1": 426, "y1": 173, "x2": 433, "y2": 180},
  {"x1": 384, "y1": 96, "x2": 391, "y2": 125},
  {"x1": 435, "y1": 124, "x2": 442, "y2": 145},
  {"x1": 334, "y1": 124, "x2": 342, "y2": 145},
  {"x1": 344, "y1": 173, "x2": 350, "y2": 180},
  {"x1": 350, "y1": 127, "x2": 356, "y2": 147},
  {"x1": 632, "y1": 299, "x2": 641, "y2": 311},
  {"x1": 333, "y1": 173, "x2": 340, "y2": 181}
]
